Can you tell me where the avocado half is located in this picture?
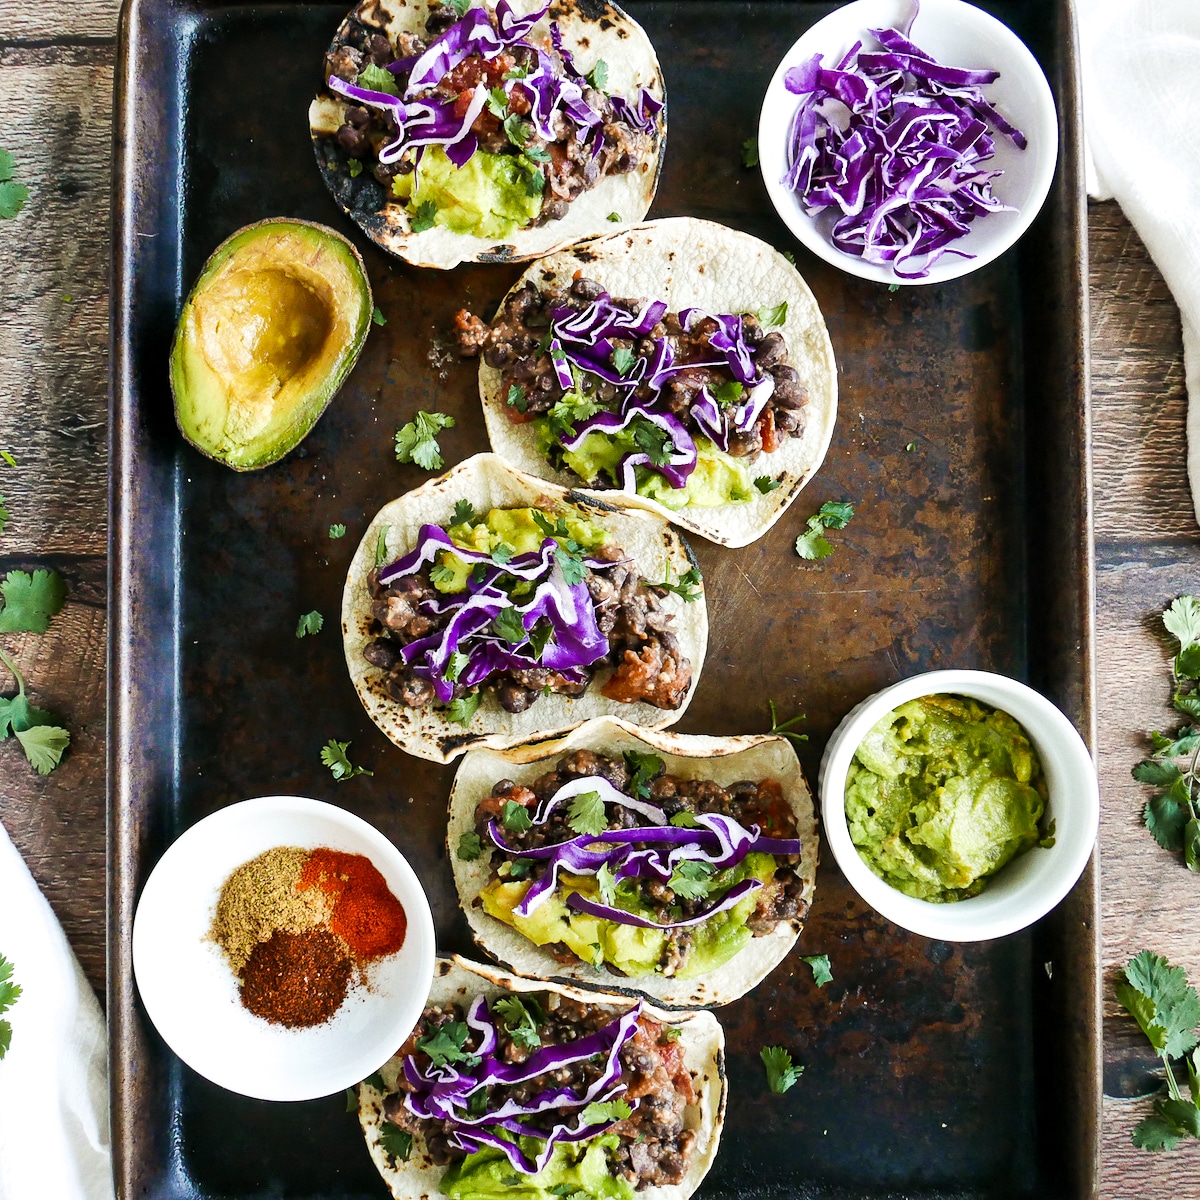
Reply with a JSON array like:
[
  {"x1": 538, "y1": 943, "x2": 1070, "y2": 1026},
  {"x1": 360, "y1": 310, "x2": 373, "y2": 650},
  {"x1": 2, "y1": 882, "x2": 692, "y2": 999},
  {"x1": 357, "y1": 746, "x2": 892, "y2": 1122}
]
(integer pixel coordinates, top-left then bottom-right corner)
[{"x1": 170, "y1": 218, "x2": 373, "y2": 470}]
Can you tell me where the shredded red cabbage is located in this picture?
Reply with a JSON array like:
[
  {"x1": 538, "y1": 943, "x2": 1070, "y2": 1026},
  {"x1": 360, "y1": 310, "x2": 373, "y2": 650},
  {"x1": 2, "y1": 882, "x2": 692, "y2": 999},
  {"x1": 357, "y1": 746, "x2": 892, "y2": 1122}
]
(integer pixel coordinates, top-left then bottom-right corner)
[
  {"x1": 484, "y1": 776, "x2": 802, "y2": 924},
  {"x1": 544, "y1": 292, "x2": 778, "y2": 488},
  {"x1": 402, "y1": 995, "x2": 644, "y2": 1175},
  {"x1": 327, "y1": 0, "x2": 659, "y2": 183},
  {"x1": 781, "y1": 0, "x2": 1026, "y2": 279},
  {"x1": 377, "y1": 522, "x2": 616, "y2": 703}
]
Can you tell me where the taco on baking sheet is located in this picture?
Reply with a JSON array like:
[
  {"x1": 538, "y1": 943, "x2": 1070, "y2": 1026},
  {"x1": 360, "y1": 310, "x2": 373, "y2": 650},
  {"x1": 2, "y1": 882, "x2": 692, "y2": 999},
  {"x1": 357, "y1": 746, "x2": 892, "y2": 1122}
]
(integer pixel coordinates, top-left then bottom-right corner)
[
  {"x1": 448, "y1": 716, "x2": 819, "y2": 1008},
  {"x1": 357, "y1": 956, "x2": 725, "y2": 1200},
  {"x1": 342, "y1": 455, "x2": 707, "y2": 764},
  {"x1": 455, "y1": 217, "x2": 838, "y2": 547},
  {"x1": 309, "y1": 0, "x2": 665, "y2": 269}
]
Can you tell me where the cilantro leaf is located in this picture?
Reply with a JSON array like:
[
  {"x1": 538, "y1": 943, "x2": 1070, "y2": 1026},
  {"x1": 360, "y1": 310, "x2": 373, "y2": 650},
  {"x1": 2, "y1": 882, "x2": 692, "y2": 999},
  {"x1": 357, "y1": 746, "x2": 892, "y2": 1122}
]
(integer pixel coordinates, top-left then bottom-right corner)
[
  {"x1": 450, "y1": 0, "x2": 471, "y2": 14},
  {"x1": 554, "y1": 546, "x2": 587, "y2": 585},
  {"x1": 348, "y1": 158, "x2": 363, "y2": 177},
  {"x1": 670, "y1": 811, "x2": 700, "y2": 828},
  {"x1": 345, "y1": 1087, "x2": 358, "y2": 1113},
  {"x1": 14, "y1": 723, "x2": 71, "y2": 774},
  {"x1": 362, "y1": 1071, "x2": 387, "y2": 1092},
  {"x1": 0, "y1": 569, "x2": 67, "y2": 633},
  {"x1": 0, "y1": 150, "x2": 14, "y2": 181},
  {"x1": 409, "y1": 200, "x2": 438, "y2": 233},
  {"x1": 395, "y1": 410, "x2": 455, "y2": 471},
  {"x1": 795, "y1": 501, "x2": 855, "y2": 560},
  {"x1": 526, "y1": 618, "x2": 554, "y2": 660},
  {"x1": 486, "y1": 86, "x2": 508, "y2": 118},
  {"x1": 0, "y1": 494, "x2": 7, "y2": 535},
  {"x1": 801, "y1": 954, "x2": 833, "y2": 987},
  {"x1": 457, "y1": 831, "x2": 483, "y2": 861},
  {"x1": 795, "y1": 527, "x2": 833, "y2": 560},
  {"x1": 491, "y1": 542, "x2": 515, "y2": 565},
  {"x1": 653, "y1": 566, "x2": 702, "y2": 603},
  {"x1": 596, "y1": 861, "x2": 618, "y2": 905},
  {"x1": 760, "y1": 1045, "x2": 804, "y2": 1093},
  {"x1": 567, "y1": 789, "x2": 607, "y2": 836},
  {"x1": 372, "y1": 306, "x2": 387, "y2": 326},
  {"x1": 375, "y1": 524, "x2": 392, "y2": 567},
  {"x1": 587, "y1": 60, "x2": 609, "y2": 90},
  {"x1": 741, "y1": 137, "x2": 759, "y2": 168},
  {"x1": 631, "y1": 418, "x2": 673, "y2": 466},
  {"x1": 522, "y1": 145, "x2": 550, "y2": 162},
  {"x1": 1132, "y1": 1108, "x2": 1189, "y2": 1151},
  {"x1": 296, "y1": 610, "x2": 323, "y2": 638},
  {"x1": 817, "y1": 500, "x2": 855, "y2": 529},
  {"x1": 1164, "y1": 596, "x2": 1200, "y2": 653},
  {"x1": 443, "y1": 650, "x2": 469, "y2": 683},
  {"x1": 1146, "y1": 793, "x2": 1189, "y2": 852},
  {"x1": 669, "y1": 860, "x2": 713, "y2": 900},
  {"x1": 502, "y1": 799, "x2": 533, "y2": 833},
  {"x1": 448, "y1": 692, "x2": 482, "y2": 727},
  {"x1": 757, "y1": 301, "x2": 788, "y2": 328},
  {"x1": 607, "y1": 212, "x2": 622, "y2": 223},
  {"x1": 1119, "y1": 951, "x2": 1200, "y2": 1061},
  {"x1": 452, "y1": 499, "x2": 479, "y2": 527},
  {"x1": 755, "y1": 476, "x2": 782, "y2": 494},
  {"x1": 623, "y1": 750, "x2": 662, "y2": 799},
  {"x1": 714, "y1": 380, "x2": 743, "y2": 408},
  {"x1": 320, "y1": 739, "x2": 373, "y2": 781},
  {"x1": 580, "y1": 1098, "x2": 632, "y2": 1125},
  {"x1": 611, "y1": 346, "x2": 636, "y2": 377},
  {"x1": 1134, "y1": 760, "x2": 1182, "y2": 787},
  {"x1": 378, "y1": 1121, "x2": 413, "y2": 1160},
  {"x1": 329, "y1": 523, "x2": 346, "y2": 539},
  {"x1": 418, "y1": 1021, "x2": 473, "y2": 1066},
  {"x1": 492, "y1": 995, "x2": 542, "y2": 1049},
  {"x1": 493, "y1": 606, "x2": 527, "y2": 644},
  {"x1": 0, "y1": 180, "x2": 28, "y2": 221},
  {"x1": 507, "y1": 384, "x2": 528, "y2": 413},
  {"x1": 503, "y1": 113, "x2": 533, "y2": 148},
  {"x1": 356, "y1": 62, "x2": 399, "y2": 96},
  {"x1": 0, "y1": 955, "x2": 16, "y2": 1060}
]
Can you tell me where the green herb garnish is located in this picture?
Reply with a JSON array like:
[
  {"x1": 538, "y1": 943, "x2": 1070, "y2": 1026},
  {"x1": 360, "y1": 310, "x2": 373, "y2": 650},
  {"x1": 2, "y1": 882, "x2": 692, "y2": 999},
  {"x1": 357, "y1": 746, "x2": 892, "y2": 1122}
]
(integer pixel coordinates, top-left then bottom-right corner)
[
  {"x1": 320, "y1": 739, "x2": 373, "y2": 781},
  {"x1": 795, "y1": 500, "x2": 855, "y2": 560},
  {"x1": 296, "y1": 610, "x2": 323, "y2": 638},
  {"x1": 760, "y1": 1045, "x2": 804, "y2": 1093},
  {"x1": 395, "y1": 410, "x2": 455, "y2": 471}
]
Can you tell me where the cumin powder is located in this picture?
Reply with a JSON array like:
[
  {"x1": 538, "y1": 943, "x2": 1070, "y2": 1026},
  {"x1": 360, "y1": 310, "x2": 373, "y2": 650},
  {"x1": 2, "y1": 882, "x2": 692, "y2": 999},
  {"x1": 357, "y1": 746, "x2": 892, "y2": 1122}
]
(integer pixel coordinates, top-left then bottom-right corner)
[{"x1": 209, "y1": 846, "x2": 330, "y2": 973}]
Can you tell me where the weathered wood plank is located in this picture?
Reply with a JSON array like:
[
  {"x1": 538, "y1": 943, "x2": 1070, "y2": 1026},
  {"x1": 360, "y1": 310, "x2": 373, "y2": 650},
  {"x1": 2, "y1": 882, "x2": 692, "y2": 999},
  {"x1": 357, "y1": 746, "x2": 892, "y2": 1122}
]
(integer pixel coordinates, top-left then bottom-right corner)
[
  {"x1": 0, "y1": 44, "x2": 113, "y2": 559},
  {"x1": 0, "y1": 0, "x2": 119, "y2": 42},
  {"x1": 1089, "y1": 200, "x2": 1194, "y2": 543}
]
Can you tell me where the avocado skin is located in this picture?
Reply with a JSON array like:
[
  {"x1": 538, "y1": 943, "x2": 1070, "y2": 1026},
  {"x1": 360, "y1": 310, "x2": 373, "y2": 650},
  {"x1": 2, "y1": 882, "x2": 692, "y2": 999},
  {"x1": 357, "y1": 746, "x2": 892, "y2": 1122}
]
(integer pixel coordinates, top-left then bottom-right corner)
[{"x1": 170, "y1": 218, "x2": 373, "y2": 471}]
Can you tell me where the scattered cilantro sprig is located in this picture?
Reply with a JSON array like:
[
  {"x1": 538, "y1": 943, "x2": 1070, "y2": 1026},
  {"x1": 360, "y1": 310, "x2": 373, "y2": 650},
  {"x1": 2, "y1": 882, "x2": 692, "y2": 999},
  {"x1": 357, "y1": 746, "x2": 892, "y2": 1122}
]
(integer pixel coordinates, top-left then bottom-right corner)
[
  {"x1": 409, "y1": 200, "x2": 438, "y2": 233},
  {"x1": 624, "y1": 750, "x2": 662, "y2": 799},
  {"x1": 448, "y1": 692, "x2": 482, "y2": 727},
  {"x1": 320, "y1": 739, "x2": 373, "y2": 781},
  {"x1": 0, "y1": 954, "x2": 21, "y2": 1059},
  {"x1": 760, "y1": 1045, "x2": 803, "y2": 1093},
  {"x1": 1133, "y1": 596, "x2": 1200, "y2": 868},
  {"x1": 801, "y1": 954, "x2": 832, "y2": 987},
  {"x1": 456, "y1": 830, "x2": 483, "y2": 861},
  {"x1": 0, "y1": 569, "x2": 71, "y2": 775},
  {"x1": 329, "y1": 523, "x2": 346, "y2": 539},
  {"x1": 741, "y1": 137, "x2": 759, "y2": 168},
  {"x1": 1116, "y1": 951, "x2": 1200, "y2": 1150},
  {"x1": 378, "y1": 1121, "x2": 414, "y2": 1160},
  {"x1": 795, "y1": 501, "x2": 855, "y2": 560},
  {"x1": 0, "y1": 150, "x2": 28, "y2": 220},
  {"x1": 768, "y1": 700, "x2": 807, "y2": 746},
  {"x1": 492, "y1": 995, "x2": 543, "y2": 1049},
  {"x1": 296, "y1": 610, "x2": 324, "y2": 638},
  {"x1": 395, "y1": 410, "x2": 455, "y2": 471},
  {"x1": 653, "y1": 566, "x2": 702, "y2": 603}
]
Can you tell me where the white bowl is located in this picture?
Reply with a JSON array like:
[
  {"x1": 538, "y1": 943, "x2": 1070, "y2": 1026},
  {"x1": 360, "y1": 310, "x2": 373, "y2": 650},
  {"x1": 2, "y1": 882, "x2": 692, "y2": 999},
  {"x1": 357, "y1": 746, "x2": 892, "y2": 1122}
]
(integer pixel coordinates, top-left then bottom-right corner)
[
  {"x1": 818, "y1": 670, "x2": 1097, "y2": 940},
  {"x1": 758, "y1": 0, "x2": 1059, "y2": 285},
  {"x1": 132, "y1": 796, "x2": 436, "y2": 1101}
]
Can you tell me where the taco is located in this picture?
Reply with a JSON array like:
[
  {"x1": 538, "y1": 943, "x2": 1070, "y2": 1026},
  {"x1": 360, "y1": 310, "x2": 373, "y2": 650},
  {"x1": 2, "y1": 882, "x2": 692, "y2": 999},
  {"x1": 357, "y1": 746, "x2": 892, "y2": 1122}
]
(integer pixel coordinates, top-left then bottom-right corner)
[
  {"x1": 309, "y1": 0, "x2": 666, "y2": 269},
  {"x1": 357, "y1": 956, "x2": 725, "y2": 1200},
  {"x1": 455, "y1": 217, "x2": 838, "y2": 547},
  {"x1": 343, "y1": 454, "x2": 707, "y2": 764},
  {"x1": 449, "y1": 716, "x2": 819, "y2": 1008}
]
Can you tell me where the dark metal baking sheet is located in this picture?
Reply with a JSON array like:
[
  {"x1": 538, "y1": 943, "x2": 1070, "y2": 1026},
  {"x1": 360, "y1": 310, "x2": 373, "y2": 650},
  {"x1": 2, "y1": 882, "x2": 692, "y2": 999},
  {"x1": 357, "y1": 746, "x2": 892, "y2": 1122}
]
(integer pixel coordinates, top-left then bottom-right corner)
[{"x1": 109, "y1": 0, "x2": 1099, "y2": 1196}]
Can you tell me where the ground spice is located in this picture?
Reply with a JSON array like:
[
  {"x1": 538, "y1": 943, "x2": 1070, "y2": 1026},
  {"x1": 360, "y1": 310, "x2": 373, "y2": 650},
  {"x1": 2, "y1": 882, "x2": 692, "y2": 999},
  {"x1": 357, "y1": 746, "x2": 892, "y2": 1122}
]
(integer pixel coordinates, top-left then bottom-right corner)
[
  {"x1": 238, "y1": 927, "x2": 353, "y2": 1028},
  {"x1": 297, "y1": 849, "x2": 407, "y2": 961},
  {"x1": 209, "y1": 846, "x2": 329, "y2": 973}
]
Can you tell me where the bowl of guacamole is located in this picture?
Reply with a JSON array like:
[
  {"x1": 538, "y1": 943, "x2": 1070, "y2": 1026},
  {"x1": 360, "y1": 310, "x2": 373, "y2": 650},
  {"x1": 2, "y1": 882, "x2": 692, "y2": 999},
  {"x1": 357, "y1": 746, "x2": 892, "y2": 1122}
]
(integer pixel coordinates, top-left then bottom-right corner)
[{"x1": 818, "y1": 670, "x2": 1099, "y2": 941}]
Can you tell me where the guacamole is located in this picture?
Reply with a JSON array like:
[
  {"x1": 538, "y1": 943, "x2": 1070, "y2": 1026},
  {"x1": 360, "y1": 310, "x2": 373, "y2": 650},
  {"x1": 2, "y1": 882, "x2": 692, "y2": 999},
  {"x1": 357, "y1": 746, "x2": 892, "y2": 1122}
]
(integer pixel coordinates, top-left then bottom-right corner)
[
  {"x1": 441, "y1": 1134, "x2": 635, "y2": 1200},
  {"x1": 844, "y1": 694, "x2": 1048, "y2": 902}
]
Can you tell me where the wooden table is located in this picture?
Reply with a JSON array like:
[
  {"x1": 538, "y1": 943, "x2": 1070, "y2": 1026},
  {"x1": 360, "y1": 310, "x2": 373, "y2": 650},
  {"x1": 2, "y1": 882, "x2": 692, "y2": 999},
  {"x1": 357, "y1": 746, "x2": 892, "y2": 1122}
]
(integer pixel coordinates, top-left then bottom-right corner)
[{"x1": 1, "y1": 2, "x2": 1197, "y2": 1194}]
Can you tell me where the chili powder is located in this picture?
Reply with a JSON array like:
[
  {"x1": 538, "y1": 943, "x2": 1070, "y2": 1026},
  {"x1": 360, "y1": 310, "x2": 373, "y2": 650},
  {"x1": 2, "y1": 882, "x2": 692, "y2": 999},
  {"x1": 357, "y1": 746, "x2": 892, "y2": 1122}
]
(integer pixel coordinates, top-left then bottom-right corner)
[
  {"x1": 297, "y1": 849, "x2": 407, "y2": 961},
  {"x1": 239, "y1": 927, "x2": 353, "y2": 1028}
]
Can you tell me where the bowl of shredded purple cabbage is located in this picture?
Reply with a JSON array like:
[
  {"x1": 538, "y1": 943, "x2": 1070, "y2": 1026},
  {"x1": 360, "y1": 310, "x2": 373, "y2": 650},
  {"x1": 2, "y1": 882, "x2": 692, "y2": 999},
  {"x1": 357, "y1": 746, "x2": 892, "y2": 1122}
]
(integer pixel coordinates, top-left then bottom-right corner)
[{"x1": 758, "y1": 0, "x2": 1058, "y2": 284}]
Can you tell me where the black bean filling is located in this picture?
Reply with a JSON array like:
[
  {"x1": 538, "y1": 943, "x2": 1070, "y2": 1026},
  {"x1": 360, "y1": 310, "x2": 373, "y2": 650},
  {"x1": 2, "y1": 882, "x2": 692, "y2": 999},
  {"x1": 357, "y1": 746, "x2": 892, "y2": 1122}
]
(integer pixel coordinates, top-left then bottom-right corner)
[
  {"x1": 455, "y1": 276, "x2": 811, "y2": 471},
  {"x1": 383, "y1": 994, "x2": 697, "y2": 1190},
  {"x1": 475, "y1": 749, "x2": 807, "y2": 975},
  {"x1": 364, "y1": 541, "x2": 692, "y2": 714},
  {"x1": 322, "y1": 4, "x2": 652, "y2": 224}
]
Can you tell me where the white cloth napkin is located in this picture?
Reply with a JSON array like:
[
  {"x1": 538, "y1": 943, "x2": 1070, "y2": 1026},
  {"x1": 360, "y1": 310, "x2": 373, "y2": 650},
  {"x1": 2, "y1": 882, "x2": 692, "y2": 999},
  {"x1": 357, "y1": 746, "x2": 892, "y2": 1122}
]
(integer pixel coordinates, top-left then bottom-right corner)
[
  {"x1": 0, "y1": 820, "x2": 113, "y2": 1200},
  {"x1": 1078, "y1": 0, "x2": 1200, "y2": 523}
]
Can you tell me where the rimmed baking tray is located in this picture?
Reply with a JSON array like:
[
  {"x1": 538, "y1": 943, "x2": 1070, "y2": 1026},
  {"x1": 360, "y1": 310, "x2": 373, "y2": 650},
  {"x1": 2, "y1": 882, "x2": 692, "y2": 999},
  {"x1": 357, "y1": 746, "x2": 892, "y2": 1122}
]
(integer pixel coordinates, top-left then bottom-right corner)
[{"x1": 109, "y1": 0, "x2": 1099, "y2": 1195}]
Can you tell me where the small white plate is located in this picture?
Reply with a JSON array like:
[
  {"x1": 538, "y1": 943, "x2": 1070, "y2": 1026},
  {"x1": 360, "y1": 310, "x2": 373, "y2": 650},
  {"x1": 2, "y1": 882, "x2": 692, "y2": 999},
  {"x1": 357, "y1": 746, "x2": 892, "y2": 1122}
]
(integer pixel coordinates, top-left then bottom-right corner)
[
  {"x1": 132, "y1": 796, "x2": 436, "y2": 1101},
  {"x1": 758, "y1": 0, "x2": 1059, "y2": 285},
  {"x1": 818, "y1": 670, "x2": 1098, "y2": 941}
]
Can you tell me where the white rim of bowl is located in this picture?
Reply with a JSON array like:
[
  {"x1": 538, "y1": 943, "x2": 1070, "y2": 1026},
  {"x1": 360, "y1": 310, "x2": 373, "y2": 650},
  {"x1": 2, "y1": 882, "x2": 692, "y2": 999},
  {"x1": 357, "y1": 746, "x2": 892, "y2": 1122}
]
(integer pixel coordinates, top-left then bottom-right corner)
[
  {"x1": 131, "y1": 795, "x2": 437, "y2": 1101},
  {"x1": 757, "y1": 0, "x2": 1060, "y2": 285},
  {"x1": 818, "y1": 670, "x2": 1098, "y2": 940}
]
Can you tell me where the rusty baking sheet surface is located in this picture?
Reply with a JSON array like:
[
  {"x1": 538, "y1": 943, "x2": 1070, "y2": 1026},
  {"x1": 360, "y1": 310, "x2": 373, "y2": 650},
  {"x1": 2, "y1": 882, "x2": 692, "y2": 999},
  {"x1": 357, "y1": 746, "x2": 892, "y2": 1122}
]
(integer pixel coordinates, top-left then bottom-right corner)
[{"x1": 109, "y1": 0, "x2": 1098, "y2": 1196}]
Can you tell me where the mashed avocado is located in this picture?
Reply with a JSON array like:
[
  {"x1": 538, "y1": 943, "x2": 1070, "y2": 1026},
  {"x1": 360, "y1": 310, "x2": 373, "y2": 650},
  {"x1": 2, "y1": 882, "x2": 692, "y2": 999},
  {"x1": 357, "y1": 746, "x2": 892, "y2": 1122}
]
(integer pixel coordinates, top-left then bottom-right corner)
[
  {"x1": 392, "y1": 146, "x2": 543, "y2": 240},
  {"x1": 432, "y1": 507, "x2": 608, "y2": 594},
  {"x1": 480, "y1": 853, "x2": 777, "y2": 977},
  {"x1": 538, "y1": 421, "x2": 754, "y2": 509},
  {"x1": 844, "y1": 694, "x2": 1048, "y2": 902},
  {"x1": 441, "y1": 1134, "x2": 634, "y2": 1200}
]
